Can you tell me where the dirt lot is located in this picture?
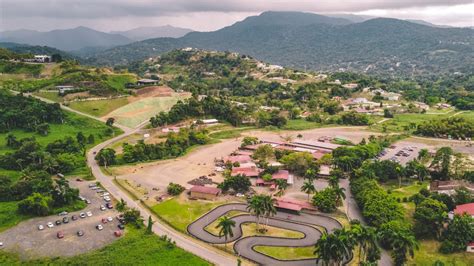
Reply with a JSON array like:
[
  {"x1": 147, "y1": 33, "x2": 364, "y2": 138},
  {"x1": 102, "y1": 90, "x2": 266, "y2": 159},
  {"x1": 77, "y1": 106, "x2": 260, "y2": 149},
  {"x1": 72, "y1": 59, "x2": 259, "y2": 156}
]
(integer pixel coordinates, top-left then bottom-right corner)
[
  {"x1": 109, "y1": 127, "x2": 380, "y2": 202},
  {"x1": 0, "y1": 180, "x2": 122, "y2": 259}
]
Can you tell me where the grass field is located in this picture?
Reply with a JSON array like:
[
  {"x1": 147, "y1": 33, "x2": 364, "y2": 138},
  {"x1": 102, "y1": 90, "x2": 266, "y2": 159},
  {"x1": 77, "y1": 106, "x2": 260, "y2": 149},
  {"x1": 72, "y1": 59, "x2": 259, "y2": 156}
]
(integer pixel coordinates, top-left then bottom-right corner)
[
  {"x1": 32, "y1": 91, "x2": 62, "y2": 102},
  {"x1": 208, "y1": 127, "x2": 254, "y2": 140},
  {"x1": 151, "y1": 197, "x2": 227, "y2": 233},
  {"x1": 0, "y1": 201, "x2": 31, "y2": 233},
  {"x1": 105, "y1": 74, "x2": 137, "y2": 91},
  {"x1": 68, "y1": 97, "x2": 130, "y2": 117},
  {"x1": 0, "y1": 227, "x2": 210, "y2": 265},
  {"x1": 108, "y1": 94, "x2": 189, "y2": 128},
  {"x1": 254, "y1": 246, "x2": 316, "y2": 260},
  {"x1": 370, "y1": 113, "x2": 453, "y2": 132},
  {"x1": 409, "y1": 240, "x2": 474, "y2": 266},
  {"x1": 283, "y1": 119, "x2": 321, "y2": 130}
]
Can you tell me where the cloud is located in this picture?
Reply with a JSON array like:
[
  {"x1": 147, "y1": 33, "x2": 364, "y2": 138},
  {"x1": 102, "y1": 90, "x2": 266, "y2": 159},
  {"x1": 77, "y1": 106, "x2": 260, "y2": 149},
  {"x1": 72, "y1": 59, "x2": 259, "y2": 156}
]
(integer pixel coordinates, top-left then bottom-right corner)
[{"x1": 0, "y1": 0, "x2": 472, "y2": 31}]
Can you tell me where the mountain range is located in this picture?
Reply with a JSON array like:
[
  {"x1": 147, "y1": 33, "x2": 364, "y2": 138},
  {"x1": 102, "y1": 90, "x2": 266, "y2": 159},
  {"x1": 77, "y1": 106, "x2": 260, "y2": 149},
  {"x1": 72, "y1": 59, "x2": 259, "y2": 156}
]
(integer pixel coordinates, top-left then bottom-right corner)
[
  {"x1": 84, "y1": 11, "x2": 473, "y2": 76},
  {"x1": 111, "y1": 25, "x2": 193, "y2": 41}
]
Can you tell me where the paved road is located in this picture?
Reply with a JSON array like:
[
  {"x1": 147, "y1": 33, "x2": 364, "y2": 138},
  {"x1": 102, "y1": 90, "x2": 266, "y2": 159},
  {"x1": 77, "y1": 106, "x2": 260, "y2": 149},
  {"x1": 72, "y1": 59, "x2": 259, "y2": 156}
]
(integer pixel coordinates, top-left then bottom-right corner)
[
  {"x1": 188, "y1": 203, "x2": 345, "y2": 265},
  {"x1": 86, "y1": 126, "x2": 237, "y2": 265}
]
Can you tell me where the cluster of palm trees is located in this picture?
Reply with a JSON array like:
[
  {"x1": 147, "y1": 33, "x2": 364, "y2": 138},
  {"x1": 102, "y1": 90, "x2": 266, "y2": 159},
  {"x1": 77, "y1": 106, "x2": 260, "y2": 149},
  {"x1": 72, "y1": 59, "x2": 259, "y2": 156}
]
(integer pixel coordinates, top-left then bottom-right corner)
[
  {"x1": 247, "y1": 194, "x2": 277, "y2": 233},
  {"x1": 302, "y1": 169, "x2": 346, "y2": 209},
  {"x1": 314, "y1": 221, "x2": 380, "y2": 266}
]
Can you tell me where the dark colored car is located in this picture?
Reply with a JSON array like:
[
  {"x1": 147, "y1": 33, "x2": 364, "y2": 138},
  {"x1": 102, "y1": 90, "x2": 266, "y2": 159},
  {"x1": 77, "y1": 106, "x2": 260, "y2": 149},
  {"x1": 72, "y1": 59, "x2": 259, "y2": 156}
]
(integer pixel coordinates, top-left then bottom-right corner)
[
  {"x1": 55, "y1": 220, "x2": 62, "y2": 225},
  {"x1": 71, "y1": 215, "x2": 78, "y2": 221},
  {"x1": 57, "y1": 231, "x2": 64, "y2": 239},
  {"x1": 106, "y1": 203, "x2": 113, "y2": 209},
  {"x1": 62, "y1": 217, "x2": 69, "y2": 223},
  {"x1": 77, "y1": 230, "x2": 84, "y2": 237},
  {"x1": 117, "y1": 224, "x2": 125, "y2": 230}
]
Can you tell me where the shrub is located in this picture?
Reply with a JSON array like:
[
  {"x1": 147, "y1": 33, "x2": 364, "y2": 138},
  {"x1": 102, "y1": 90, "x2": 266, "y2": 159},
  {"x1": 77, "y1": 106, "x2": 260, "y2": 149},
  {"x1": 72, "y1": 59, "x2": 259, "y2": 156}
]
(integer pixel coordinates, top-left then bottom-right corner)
[{"x1": 167, "y1": 183, "x2": 185, "y2": 196}]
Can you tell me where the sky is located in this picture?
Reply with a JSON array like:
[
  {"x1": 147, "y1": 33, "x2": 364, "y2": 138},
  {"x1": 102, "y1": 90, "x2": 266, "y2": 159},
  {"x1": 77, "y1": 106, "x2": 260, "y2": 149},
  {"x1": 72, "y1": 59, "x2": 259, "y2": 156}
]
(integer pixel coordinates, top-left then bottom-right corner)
[{"x1": 0, "y1": 0, "x2": 473, "y2": 32}]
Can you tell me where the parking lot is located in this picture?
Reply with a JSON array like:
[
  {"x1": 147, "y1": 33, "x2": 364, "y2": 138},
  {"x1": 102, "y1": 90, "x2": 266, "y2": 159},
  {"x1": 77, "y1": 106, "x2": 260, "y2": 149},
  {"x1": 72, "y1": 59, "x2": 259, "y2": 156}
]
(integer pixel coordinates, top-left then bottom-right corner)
[
  {"x1": 379, "y1": 141, "x2": 427, "y2": 165},
  {"x1": 0, "y1": 180, "x2": 123, "y2": 259}
]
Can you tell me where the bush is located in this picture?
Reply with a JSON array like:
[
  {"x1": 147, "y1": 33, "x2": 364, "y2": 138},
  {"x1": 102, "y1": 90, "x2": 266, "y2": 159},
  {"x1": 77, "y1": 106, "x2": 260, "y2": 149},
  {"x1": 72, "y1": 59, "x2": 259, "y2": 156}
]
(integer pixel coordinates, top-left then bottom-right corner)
[
  {"x1": 312, "y1": 188, "x2": 338, "y2": 213},
  {"x1": 167, "y1": 183, "x2": 185, "y2": 196},
  {"x1": 18, "y1": 193, "x2": 53, "y2": 216}
]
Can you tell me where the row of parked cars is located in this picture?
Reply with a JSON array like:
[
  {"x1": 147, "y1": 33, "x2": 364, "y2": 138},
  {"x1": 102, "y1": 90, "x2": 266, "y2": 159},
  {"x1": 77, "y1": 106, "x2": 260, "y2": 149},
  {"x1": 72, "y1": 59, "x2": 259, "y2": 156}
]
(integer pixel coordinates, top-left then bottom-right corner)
[
  {"x1": 88, "y1": 184, "x2": 112, "y2": 202},
  {"x1": 56, "y1": 216, "x2": 125, "y2": 239}
]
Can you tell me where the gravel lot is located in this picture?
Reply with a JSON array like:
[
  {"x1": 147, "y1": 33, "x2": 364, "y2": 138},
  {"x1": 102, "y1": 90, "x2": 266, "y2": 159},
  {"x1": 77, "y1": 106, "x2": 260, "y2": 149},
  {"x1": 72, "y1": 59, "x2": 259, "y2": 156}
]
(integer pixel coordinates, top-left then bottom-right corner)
[{"x1": 0, "y1": 180, "x2": 122, "y2": 259}]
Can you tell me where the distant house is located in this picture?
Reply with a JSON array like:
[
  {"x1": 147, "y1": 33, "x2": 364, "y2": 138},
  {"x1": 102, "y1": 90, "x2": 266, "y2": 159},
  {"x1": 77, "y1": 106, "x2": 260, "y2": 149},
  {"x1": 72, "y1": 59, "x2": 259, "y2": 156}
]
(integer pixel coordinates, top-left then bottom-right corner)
[
  {"x1": 231, "y1": 167, "x2": 261, "y2": 178},
  {"x1": 226, "y1": 155, "x2": 252, "y2": 164},
  {"x1": 383, "y1": 92, "x2": 401, "y2": 101},
  {"x1": 161, "y1": 127, "x2": 180, "y2": 133},
  {"x1": 272, "y1": 170, "x2": 294, "y2": 184},
  {"x1": 24, "y1": 55, "x2": 52, "y2": 63},
  {"x1": 55, "y1": 85, "x2": 75, "y2": 94},
  {"x1": 453, "y1": 203, "x2": 474, "y2": 218},
  {"x1": 467, "y1": 243, "x2": 474, "y2": 253},
  {"x1": 137, "y1": 78, "x2": 159, "y2": 86},
  {"x1": 200, "y1": 119, "x2": 219, "y2": 125},
  {"x1": 429, "y1": 180, "x2": 474, "y2": 195},
  {"x1": 274, "y1": 198, "x2": 316, "y2": 213},
  {"x1": 189, "y1": 186, "x2": 221, "y2": 200},
  {"x1": 342, "y1": 83, "x2": 358, "y2": 89}
]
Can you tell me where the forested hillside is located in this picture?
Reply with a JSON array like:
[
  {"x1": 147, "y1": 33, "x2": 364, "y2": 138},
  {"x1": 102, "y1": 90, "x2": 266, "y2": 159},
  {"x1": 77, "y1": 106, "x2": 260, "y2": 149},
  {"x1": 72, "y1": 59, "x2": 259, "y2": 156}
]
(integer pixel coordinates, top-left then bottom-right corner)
[{"x1": 86, "y1": 12, "x2": 473, "y2": 77}]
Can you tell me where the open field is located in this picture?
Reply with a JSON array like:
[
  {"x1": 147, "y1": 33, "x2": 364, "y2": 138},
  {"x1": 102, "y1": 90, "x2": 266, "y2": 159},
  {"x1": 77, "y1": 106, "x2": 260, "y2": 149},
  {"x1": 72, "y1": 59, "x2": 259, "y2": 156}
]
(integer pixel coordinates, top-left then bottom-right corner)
[
  {"x1": 370, "y1": 112, "x2": 453, "y2": 132},
  {"x1": 68, "y1": 97, "x2": 130, "y2": 117},
  {"x1": 254, "y1": 245, "x2": 316, "y2": 260},
  {"x1": 0, "y1": 202, "x2": 31, "y2": 233},
  {"x1": 107, "y1": 93, "x2": 190, "y2": 128},
  {"x1": 32, "y1": 91, "x2": 62, "y2": 102},
  {"x1": 0, "y1": 227, "x2": 209, "y2": 265},
  {"x1": 409, "y1": 240, "x2": 474, "y2": 266}
]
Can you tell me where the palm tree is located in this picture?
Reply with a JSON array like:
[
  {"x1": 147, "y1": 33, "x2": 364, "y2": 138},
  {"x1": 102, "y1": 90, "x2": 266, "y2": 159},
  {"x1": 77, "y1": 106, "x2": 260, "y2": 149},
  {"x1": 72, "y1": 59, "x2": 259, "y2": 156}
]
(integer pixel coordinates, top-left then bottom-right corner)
[
  {"x1": 314, "y1": 229, "x2": 353, "y2": 266},
  {"x1": 391, "y1": 231, "x2": 419, "y2": 266},
  {"x1": 332, "y1": 186, "x2": 346, "y2": 206},
  {"x1": 215, "y1": 216, "x2": 236, "y2": 247},
  {"x1": 274, "y1": 179, "x2": 289, "y2": 197},
  {"x1": 247, "y1": 195, "x2": 265, "y2": 232},
  {"x1": 350, "y1": 223, "x2": 380, "y2": 264},
  {"x1": 328, "y1": 175, "x2": 339, "y2": 188},
  {"x1": 301, "y1": 180, "x2": 316, "y2": 200},
  {"x1": 304, "y1": 168, "x2": 317, "y2": 181},
  {"x1": 261, "y1": 195, "x2": 276, "y2": 230},
  {"x1": 116, "y1": 198, "x2": 127, "y2": 212}
]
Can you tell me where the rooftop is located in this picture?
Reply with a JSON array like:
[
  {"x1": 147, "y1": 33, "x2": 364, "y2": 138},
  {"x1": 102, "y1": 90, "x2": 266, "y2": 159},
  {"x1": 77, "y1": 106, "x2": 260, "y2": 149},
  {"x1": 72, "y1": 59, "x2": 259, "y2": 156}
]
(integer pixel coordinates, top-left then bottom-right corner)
[
  {"x1": 454, "y1": 203, "x2": 474, "y2": 216},
  {"x1": 190, "y1": 185, "x2": 221, "y2": 195}
]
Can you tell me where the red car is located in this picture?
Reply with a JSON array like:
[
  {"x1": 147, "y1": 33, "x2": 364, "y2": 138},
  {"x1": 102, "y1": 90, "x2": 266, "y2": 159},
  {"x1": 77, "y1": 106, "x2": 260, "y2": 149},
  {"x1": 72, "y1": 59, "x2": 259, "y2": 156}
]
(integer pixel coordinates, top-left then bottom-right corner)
[
  {"x1": 114, "y1": 230, "x2": 122, "y2": 237},
  {"x1": 101, "y1": 218, "x2": 108, "y2": 224},
  {"x1": 57, "y1": 231, "x2": 64, "y2": 239}
]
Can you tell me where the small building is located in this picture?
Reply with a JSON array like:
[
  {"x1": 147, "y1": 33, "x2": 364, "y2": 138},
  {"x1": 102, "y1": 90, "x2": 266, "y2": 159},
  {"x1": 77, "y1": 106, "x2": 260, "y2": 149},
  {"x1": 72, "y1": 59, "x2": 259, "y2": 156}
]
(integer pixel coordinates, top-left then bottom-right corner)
[
  {"x1": 342, "y1": 83, "x2": 358, "y2": 89},
  {"x1": 231, "y1": 167, "x2": 261, "y2": 178},
  {"x1": 272, "y1": 170, "x2": 294, "y2": 185},
  {"x1": 226, "y1": 155, "x2": 252, "y2": 164},
  {"x1": 453, "y1": 203, "x2": 474, "y2": 218},
  {"x1": 467, "y1": 243, "x2": 474, "y2": 253},
  {"x1": 137, "y1": 78, "x2": 159, "y2": 86},
  {"x1": 26, "y1": 55, "x2": 51, "y2": 63},
  {"x1": 429, "y1": 180, "x2": 474, "y2": 195},
  {"x1": 194, "y1": 118, "x2": 218, "y2": 125},
  {"x1": 162, "y1": 127, "x2": 180, "y2": 133},
  {"x1": 274, "y1": 198, "x2": 317, "y2": 213},
  {"x1": 189, "y1": 186, "x2": 221, "y2": 200},
  {"x1": 55, "y1": 85, "x2": 75, "y2": 94}
]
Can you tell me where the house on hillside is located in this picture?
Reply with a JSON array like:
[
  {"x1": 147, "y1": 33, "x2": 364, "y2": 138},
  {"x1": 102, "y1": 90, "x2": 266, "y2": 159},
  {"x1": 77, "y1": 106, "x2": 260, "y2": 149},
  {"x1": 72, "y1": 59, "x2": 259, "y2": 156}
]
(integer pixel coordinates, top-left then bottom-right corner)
[
  {"x1": 55, "y1": 85, "x2": 75, "y2": 94},
  {"x1": 342, "y1": 83, "x2": 358, "y2": 89},
  {"x1": 137, "y1": 78, "x2": 159, "y2": 86}
]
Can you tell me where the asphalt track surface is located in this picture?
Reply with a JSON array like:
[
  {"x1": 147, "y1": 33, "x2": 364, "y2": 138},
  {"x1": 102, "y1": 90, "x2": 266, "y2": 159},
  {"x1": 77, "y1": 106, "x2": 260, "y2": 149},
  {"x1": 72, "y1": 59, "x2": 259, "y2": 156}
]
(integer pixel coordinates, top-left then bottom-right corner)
[{"x1": 188, "y1": 203, "x2": 346, "y2": 265}]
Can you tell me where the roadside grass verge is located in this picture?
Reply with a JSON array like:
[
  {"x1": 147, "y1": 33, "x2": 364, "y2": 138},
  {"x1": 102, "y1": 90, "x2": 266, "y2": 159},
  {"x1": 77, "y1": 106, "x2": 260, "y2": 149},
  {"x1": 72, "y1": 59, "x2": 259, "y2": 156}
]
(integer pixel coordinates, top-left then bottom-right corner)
[
  {"x1": 68, "y1": 97, "x2": 130, "y2": 117},
  {"x1": 0, "y1": 227, "x2": 210, "y2": 265},
  {"x1": 32, "y1": 91, "x2": 62, "y2": 102}
]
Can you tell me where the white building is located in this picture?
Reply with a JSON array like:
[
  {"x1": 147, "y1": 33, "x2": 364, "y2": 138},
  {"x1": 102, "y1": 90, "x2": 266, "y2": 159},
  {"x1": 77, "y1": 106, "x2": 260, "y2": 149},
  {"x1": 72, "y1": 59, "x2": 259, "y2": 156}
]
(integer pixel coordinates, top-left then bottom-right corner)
[{"x1": 34, "y1": 55, "x2": 52, "y2": 63}]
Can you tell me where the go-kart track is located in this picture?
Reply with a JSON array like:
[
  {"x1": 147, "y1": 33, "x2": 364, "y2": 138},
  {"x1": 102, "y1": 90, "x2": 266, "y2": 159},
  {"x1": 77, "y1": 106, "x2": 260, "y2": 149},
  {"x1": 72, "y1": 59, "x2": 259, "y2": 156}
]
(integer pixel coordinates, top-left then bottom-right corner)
[{"x1": 187, "y1": 203, "x2": 348, "y2": 265}]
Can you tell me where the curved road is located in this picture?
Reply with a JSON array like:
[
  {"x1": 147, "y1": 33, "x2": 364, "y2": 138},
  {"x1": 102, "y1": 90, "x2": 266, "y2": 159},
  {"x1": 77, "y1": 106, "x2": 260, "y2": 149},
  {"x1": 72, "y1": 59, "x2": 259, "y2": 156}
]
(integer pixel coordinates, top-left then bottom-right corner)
[{"x1": 188, "y1": 203, "x2": 345, "y2": 265}]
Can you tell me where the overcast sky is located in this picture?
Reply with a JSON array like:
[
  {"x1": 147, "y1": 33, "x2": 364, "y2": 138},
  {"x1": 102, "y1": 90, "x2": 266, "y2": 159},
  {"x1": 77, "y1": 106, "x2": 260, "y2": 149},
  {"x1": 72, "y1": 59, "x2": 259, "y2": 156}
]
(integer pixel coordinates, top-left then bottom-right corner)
[{"x1": 0, "y1": 0, "x2": 472, "y2": 32}]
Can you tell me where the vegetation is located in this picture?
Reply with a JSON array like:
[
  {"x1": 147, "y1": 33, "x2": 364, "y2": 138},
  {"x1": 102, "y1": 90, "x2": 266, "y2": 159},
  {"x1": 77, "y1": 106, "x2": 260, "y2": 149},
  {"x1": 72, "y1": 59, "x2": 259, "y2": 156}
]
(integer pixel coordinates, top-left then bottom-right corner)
[{"x1": 167, "y1": 182, "x2": 185, "y2": 196}]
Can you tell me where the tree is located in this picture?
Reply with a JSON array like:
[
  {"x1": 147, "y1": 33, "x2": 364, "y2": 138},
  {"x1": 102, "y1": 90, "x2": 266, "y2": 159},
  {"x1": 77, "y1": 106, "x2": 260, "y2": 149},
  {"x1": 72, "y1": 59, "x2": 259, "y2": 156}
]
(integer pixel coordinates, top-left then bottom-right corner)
[
  {"x1": 95, "y1": 148, "x2": 116, "y2": 167},
  {"x1": 87, "y1": 134, "x2": 95, "y2": 144},
  {"x1": 314, "y1": 229, "x2": 353, "y2": 266},
  {"x1": 413, "y1": 198, "x2": 447, "y2": 239},
  {"x1": 106, "y1": 117, "x2": 115, "y2": 127},
  {"x1": 304, "y1": 167, "x2": 318, "y2": 181},
  {"x1": 391, "y1": 230, "x2": 419, "y2": 266},
  {"x1": 116, "y1": 198, "x2": 127, "y2": 212},
  {"x1": 51, "y1": 53, "x2": 62, "y2": 62},
  {"x1": 332, "y1": 186, "x2": 346, "y2": 206},
  {"x1": 215, "y1": 216, "x2": 236, "y2": 247},
  {"x1": 167, "y1": 182, "x2": 185, "y2": 196},
  {"x1": 124, "y1": 208, "x2": 143, "y2": 228},
  {"x1": 405, "y1": 160, "x2": 429, "y2": 182},
  {"x1": 301, "y1": 180, "x2": 316, "y2": 200},
  {"x1": 430, "y1": 147, "x2": 454, "y2": 180},
  {"x1": 17, "y1": 192, "x2": 53, "y2": 216},
  {"x1": 247, "y1": 195, "x2": 265, "y2": 232},
  {"x1": 417, "y1": 148, "x2": 429, "y2": 161},
  {"x1": 383, "y1": 109, "x2": 394, "y2": 118},
  {"x1": 280, "y1": 152, "x2": 317, "y2": 176},
  {"x1": 453, "y1": 187, "x2": 473, "y2": 205},
  {"x1": 252, "y1": 144, "x2": 274, "y2": 162},
  {"x1": 218, "y1": 174, "x2": 251, "y2": 193},
  {"x1": 440, "y1": 214, "x2": 474, "y2": 253},
  {"x1": 261, "y1": 195, "x2": 276, "y2": 230},
  {"x1": 36, "y1": 122, "x2": 50, "y2": 136},
  {"x1": 350, "y1": 222, "x2": 380, "y2": 264},
  {"x1": 5, "y1": 134, "x2": 19, "y2": 148},
  {"x1": 328, "y1": 175, "x2": 340, "y2": 188},
  {"x1": 274, "y1": 179, "x2": 288, "y2": 196},
  {"x1": 146, "y1": 215, "x2": 154, "y2": 234},
  {"x1": 240, "y1": 136, "x2": 258, "y2": 147},
  {"x1": 312, "y1": 188, "x2": 338, "y2": 213}
]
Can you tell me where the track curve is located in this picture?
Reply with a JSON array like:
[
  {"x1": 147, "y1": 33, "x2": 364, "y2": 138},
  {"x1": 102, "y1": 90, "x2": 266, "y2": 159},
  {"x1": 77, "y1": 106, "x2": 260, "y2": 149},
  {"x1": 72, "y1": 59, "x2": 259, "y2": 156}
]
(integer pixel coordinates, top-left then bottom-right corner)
[{"x1": 187, "y1": 203, "x2": 347, "y2": 265}]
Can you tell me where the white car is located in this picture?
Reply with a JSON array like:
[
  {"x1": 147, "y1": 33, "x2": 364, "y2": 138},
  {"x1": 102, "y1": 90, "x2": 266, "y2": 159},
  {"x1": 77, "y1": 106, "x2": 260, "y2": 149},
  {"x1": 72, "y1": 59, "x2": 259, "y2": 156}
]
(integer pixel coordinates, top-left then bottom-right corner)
[
  {"x1": 104, "y1": 197, "x2": 111, "y2": 202},
  {"x1": 47, "y1": 222, "x2": 54, "y2": 228},
  {"x1": 86, "y1": 211, "x2": 93, "y2": 217},
  {"x1": 96, "y1": 224, "x2": 103, "y2": 231},
  {"x1": 102, "y1": 192, "x2": 110, "y2": 196},
  {"x1": 0, "y1": 242, "x2": 3, "y2": 248},
  {"x1": 107, "y1": 217, "x2": 113, "y2": 222},
  {"x1": 100, "y1": 205, "x2": 106, "y2": 211},
  {"x1": 38, "y1": 224, "x2": 44, "y2": 230}
]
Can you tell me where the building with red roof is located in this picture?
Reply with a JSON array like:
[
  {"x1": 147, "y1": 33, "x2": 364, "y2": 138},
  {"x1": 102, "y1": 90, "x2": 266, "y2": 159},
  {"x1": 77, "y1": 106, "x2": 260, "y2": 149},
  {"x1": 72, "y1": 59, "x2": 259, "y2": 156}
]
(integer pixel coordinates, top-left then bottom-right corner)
[
  {"x1": 453, "y1": 203, "x2": 474, "y2": 217},
  {"x1": 226, "y1": 155, "x2": 252, "y2": 164},
  {"x1": 274, "y1": 198, "x2": 317, "y2": 213},
  {"x1": 231, "y1": 167, "x2": 261, "y2": 177},
  {"x1": 272, "y1": 170, "x2": 290, "y2": 180},
  {"x1": 190, "y1": 186, "x2": 221, "y2": 200}
]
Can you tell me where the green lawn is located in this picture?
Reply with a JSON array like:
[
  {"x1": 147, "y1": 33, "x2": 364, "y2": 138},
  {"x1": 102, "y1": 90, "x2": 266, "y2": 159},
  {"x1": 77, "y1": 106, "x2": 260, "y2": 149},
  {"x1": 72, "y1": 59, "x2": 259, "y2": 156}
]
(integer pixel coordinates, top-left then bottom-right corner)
[
  {"x1": 105, "y1": 74, "x2": 137, "y2": 91},
  {"x1": 68, "y1": 97, "x2": 130, "y2": 117},
  {"x1": 151, "y1": 197, "x2": 226, "y2": 233},
  {"x1": 254, "y1": 246, "x2": 316, "y2": 260},
  {"x1": 0, "y1": 201, "x2": 31, "y2": 233},
  {"x1": 0, "y1": 227, "x2": 210, "y2": 265},
  {"x1": 208, "y1": 127, "x2": 253, "y2": 140},
  {"x1": 0, "y1": 111, "x2": 122, "y2": 155},
  {"x1": 409, "y1": 240, "x2": 474, "y2": 266},
  {"x1": 382, "y1": 180, "x2": 428, "y2": 200},
  {"x1": 283, "y1": 119, "x2": 321, "y2": 130},
  {"x1": 457, "y1": 110, "x2": 474, "y2": 123},
  {"x1": 32, "y1": 91, "x2": 62, "y2": 102},
  {"x1": 370, "y1": 113, "x2": 452, "y2": 132}
]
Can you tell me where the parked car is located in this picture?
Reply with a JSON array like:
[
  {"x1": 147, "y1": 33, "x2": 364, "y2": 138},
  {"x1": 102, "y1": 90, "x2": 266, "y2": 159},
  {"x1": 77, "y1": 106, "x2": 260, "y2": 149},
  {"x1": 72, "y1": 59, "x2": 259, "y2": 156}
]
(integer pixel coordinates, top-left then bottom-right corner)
[
  {"x1": 76, "y1": 178, "x2": 83, "y2": 182},
  {"x1": 96, "y1": 224, "x2": 104, "y2": 231},
  {"x1": 106, "y1": 203, "x2": 113, "y2": 209},
  {"x1": 117, "y1": 224, "x2": 125, "y2": 230},
  {"x1": 55, "y1": 220, "x2": 62, "y2": 225},
  {"x1": 57, "y1": 231, "x2": 64, "y2": 239},
  {"x1": 104, "y1": 197, "x2": 111, "y2": 202},
  {"x1": 79, "y1": 196, "x2": 85, "y2": 201},
  {"x1": 79, "y1": 213, "x2": 86, "y2": 218},
  {"x1": 38, "y1": 225, "x2": 44, "y2": 230},
  {"x1": 107, "y1": 217, "x2": 113, "y2": 222},
  {"x1": 102, "y1": 192, "x2": 110, "y2": 197},
  {"x1": 71, "y1": 215, "x2": 78, "y2": 221},
  {"x1": 0, "y1": 242, "x2": 3, "y2": 247},
  {"x1": 62, "y1": 217, "x2": 69, "y2": 223},
  {"x1": 77, "y1": 230, "x2": 84, "y2": 237},
  {"x1": 86, "y1": 211, "x2": 92, "y2": 217},
  {"x1": 85, "y1": 199, "x2": 91, "y2": 204},
  {"x1": 114, "y1": 230, "x2": 122, "y2": 237},
  {"x1": 88, "y1": 183, "x2": 96, "y2": 188},
  {"x1": 58, "y1": 211, "x2": 68, "y2": 216},
  {"x1": 102, "y1": 218, "x2": 108, "y2": 224},
  {"x1": 100, "y1": 205, "x2": 106, "y2": 211},
  {"x1": 47, "y1": 222, "x2": 54, "y2": 228}
]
